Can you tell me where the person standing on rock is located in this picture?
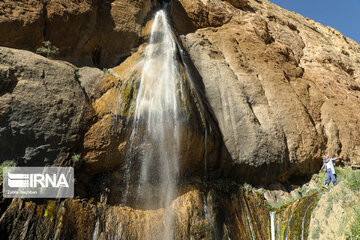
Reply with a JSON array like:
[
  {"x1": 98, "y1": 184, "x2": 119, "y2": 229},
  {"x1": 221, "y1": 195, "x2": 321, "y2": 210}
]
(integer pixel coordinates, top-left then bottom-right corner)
[{"x1": 321, "y1": 154, "x2": 340, "y2": 189}]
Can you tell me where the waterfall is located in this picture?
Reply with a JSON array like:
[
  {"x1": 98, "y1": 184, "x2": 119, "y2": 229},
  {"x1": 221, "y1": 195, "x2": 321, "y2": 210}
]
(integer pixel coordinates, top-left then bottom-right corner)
[
  {"x1": 243, "y1": 200, "x2": 256, "y2": 240},
  {"x1": 301, "y1": 205, "x2": 311, "y2": 240},
  {"x1": 270, "y1": 211, "x2": 276, "y2": 240},
  {"x1": 134, "y1": 7, "x2": 184, "y2": 196},
  {"x1": 277, "y1": 212, "x2": 283, "y2": 240},
  {"x1": 120, "y1": 6, "x2": 186, "y2": 239},
  {"x1": 224, "y1": 224, "x2": 231, "y2": 240},
  {"x1": 204, "y1": 197, "x2": 219, "y2": 239},
  {"x1": 284, "y1": 210, "x2": 294, "y2": 240},
  {"x1": 92, "y1": 218, "x2": 100, "y2": 240}
]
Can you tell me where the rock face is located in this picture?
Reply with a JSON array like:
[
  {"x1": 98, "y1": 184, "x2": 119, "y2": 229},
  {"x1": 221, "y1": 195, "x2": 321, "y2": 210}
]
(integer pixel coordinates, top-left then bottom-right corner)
[
  {"x1": 174, "y1": 0, "x2": 360, "y2": 182},
  {"x1": 2, "y1": 0, "x2": 358, "y2": 183},
  {"x1": 0, "y1": 47, "x2": 93, "y2": 165},
  {"x1": 79, "y1": 44, "x2": 230, "y2": 184},
  {"x1": 0, "y1": 0, "x2": 153, "y2": 67},
  {"x1": 1, "y1": 0, "x2": 360, "y2": 239},
  {"x1": 0, "y1": 183, "x2": 323, "y2": 240},
  {"x1": 0, "y1": 186, "x2": 273, "y2": 240}
]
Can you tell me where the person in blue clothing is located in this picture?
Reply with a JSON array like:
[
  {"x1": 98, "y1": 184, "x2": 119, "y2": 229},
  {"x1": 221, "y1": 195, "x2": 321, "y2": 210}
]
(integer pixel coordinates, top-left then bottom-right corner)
[{"x1": 321, "y1": 154, "x2": 340, "y2": 189}]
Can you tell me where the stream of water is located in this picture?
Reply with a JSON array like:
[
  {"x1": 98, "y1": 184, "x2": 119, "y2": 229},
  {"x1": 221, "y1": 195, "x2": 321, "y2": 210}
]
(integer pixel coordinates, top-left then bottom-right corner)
[
  {"x1": 284, "y1": 210, "x2": 294, "y2": 240},
  {"x1": 301, "y1": 205, "x2": 311, "y2": 240},
  {"x1": 270, "y1": 211, "x2": 276, "y2": 240},
  {"x1": 121, "y1": 5, "x2": 186, "y2": 239},
  {"x1": 243, "y1": 200, "x2": 256, "y2": 240}
]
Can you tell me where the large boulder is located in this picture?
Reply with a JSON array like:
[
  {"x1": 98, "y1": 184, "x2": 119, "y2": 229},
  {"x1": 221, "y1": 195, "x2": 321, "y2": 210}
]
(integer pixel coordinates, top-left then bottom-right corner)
[
  {"x1": 176, "y1": 0, "x2": 360, "y2": 182},
  {"x1": 0, "y1": 47, "x2": 93, "y2": 165},
  {"x1": 0, "y1": 0, "x2": 153, "y2": 67}
]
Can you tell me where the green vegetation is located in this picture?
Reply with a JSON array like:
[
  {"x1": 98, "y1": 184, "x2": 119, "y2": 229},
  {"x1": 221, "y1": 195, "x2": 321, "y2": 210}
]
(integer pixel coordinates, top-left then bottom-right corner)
[
  {"x1": 0, "y1": 160, "x2": 16, "y2": 181},
  {"x1": 310, "y1": 167, "x2": 360, "y2": 239},
  {"x1": 344, "y1": 169, "x2": 360, "y2": 192},
  {"x1": 311, "y1": 223, "x2": 321, "y2": 239},
  {"x1": 44, "y1": 201, "x2": 57, "y2": 221},
  {"x1": 347, "y1": 208, "x2": 360, "y2": 240},
  {"x1": 75, "y1": 69, "x2": 80, "y2": 81},
  {"x1": 268, "y1": 196, "x2": 298, "y2": 210},
  {"x1": 71, "y1": 153, "x2": 81, "y2": 164},
  {"x1": 267, "y1": 184, "x2": 319, "y2": 210},
  {"x1": 102, "y1": 68, "x2": 111, "y2": 74},
  {"x1": 242, "y1": 182, "x2": 253, "y2": 192},
  {"x1": 36, "y1": 41, "x2": 59, "y2": 59},
  {"x1": 339, "y1": 167, "x2": 360, "y2": 240}
]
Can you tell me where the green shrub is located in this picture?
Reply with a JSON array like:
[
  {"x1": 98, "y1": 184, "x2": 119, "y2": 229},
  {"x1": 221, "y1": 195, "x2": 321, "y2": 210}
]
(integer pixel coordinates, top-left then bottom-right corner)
[
  {"x1": 312, "y1": 224, "x2": 321, "y2": 239},
  {"x1": 242, "y1": 182, "x2": 253, "y2": 192},
  {"x1": 71, "y1": 153, "x2": 81, "y2": 164},
  {"x1": 345, "y1": 170, "x2": 360, "y2": 193},
  {"x1": 347, "y1": 209, "x2": 360, "y2": 240},
  {"x1": 36, "y1": 41, "x2": 59, "y2": 59},
  {"x1": 325, "y1": 204, "x2": 332, "y2": 217},
  {"x1": 0, "y1": 160, "x2": 16, "y2": 181},
  {"x1": 102, "y1": 68, "x2": 111, "y2": 74}
]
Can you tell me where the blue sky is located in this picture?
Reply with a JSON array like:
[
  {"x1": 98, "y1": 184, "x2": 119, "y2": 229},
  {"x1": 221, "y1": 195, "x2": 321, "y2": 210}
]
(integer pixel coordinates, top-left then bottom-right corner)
[{"x1": 269, "y1": 0, "x2": 360, "y2": 44}]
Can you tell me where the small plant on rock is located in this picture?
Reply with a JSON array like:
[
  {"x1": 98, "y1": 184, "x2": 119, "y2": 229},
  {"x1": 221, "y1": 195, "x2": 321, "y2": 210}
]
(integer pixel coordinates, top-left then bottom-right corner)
[
  {"x1": 102, "y1": 68, "x2": 111, "y2": 74},
  {"x1": 36, "y1": 41, "x2": 59, "y2": 59},
  {"x1": 71, "y1": 153, "x2": 81, "y2": 164},
  {"x1": 0, "y1": 160, "x2": 16, "y2": 181}
]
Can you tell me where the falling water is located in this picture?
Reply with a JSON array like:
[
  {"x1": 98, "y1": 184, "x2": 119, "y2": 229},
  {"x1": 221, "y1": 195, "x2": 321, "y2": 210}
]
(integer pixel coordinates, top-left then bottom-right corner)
[
  {"x1": 224, "y1": 224, "x2": 231, "y2": 240},
  {"x1": 121, "y1": 6, "x2": 186, "y2": 240},
  {"x1": 301, "y1": 205, "x2": 311, "y2": 240},
  {"x1": 277, "y1": 213, "x2": 283, "y2": 240},
  {"x1": 270, "y1": 211, "x2": 276, "y2": 240},
  {"x1": 92, "y1": 218, "x2": 100, "y2": 240},
  {"x1": 204, "y1": 198, "x2": 218, "y2": 239},
  {"x1": 243, "y1": 200, "x2": 256, "y2": 240},
  {"x1": 284, "y1": 210, "x2": 294, "y2": 240}
]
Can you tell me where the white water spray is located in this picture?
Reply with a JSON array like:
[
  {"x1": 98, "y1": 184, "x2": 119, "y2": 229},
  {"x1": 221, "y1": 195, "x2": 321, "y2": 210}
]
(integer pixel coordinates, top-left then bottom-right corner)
[
  {"x1": 224, "y1": 224, "x2": 231, "y2": 240},
  {"x1": 121, "y1": 7, "x2": 186, "y2": 239},
  {"x1": 92, "y1": 218, "x2": 100, "y2": 240},
  {"x1": 301, "y1": 205, "x2": 311, "y2": 240},
  {"x1": 270, "y1": 211, "x2": 276, "y2": 240},
  {"x1": 284, "y1": 210, "x2": 294, "y2": 240},
  {"x1": 135, "y1": 8, "x2": 184, "y2": 192},
  {"x1": 243, "y1": 200, "x2": 255, "y2": 240}
]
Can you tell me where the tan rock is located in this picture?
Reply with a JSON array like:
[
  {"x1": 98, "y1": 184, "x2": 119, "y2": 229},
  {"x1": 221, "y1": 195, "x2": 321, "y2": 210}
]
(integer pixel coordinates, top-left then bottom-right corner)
[
  {"x1": 0, "y1": 0, "x2": 153, "y2": 66},
  {"x1": 0, "y1": 0, "x2": 44, "y2": 50},
  {"x1": 178, "y1": 0, "x2": 360, "y2": 181},
  {"x1": 172, "y1": 0, "x2": 234, "y2": 31},
  {"x1": 81, "y1": 44, "x2": 229, "y2": 176},
  {"x1": 225, "y1": 0, "x2": 250, "y2": 9}
]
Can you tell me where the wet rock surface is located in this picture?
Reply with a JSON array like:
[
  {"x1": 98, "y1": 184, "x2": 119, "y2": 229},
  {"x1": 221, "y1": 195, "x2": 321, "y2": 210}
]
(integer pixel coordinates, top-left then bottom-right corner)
[
  {"x1": 0, "y1": 185, "x2": 273, "y2": 240},
  {"x1": 80, "y1": 44, "x2": 230, "y2": 181}
]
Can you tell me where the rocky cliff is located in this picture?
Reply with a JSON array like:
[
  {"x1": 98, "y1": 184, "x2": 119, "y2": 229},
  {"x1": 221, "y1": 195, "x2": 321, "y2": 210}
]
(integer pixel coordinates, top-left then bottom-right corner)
[
  {"x1": 0, "y1": 0, "x2": 152, "y2": 67},
  {"x1": 0, "y1": 47, "x2": 94, "y2": 165},
  {"x1": 0, "y1": 0, "x2": 360, "y2": 239},
  {"x1": 173, "y1": 0, "x2": 360, "y2": 182}
]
